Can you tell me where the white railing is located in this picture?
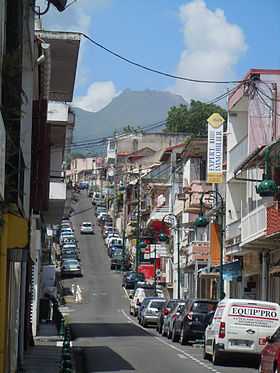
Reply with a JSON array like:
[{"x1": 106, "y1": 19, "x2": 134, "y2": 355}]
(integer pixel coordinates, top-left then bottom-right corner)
[
  {"x1": 148, "y1": 206, "x2": 170, "y2": 221},
  {"x1": 226, "y1": 219, "x2": 241, "y2": 241},
  {"x1": 228, "y1": 136, "x2": 248, "y2": 176},
  {"x1": 241, "y1": 204, "x2": 267, "y2": 245}
]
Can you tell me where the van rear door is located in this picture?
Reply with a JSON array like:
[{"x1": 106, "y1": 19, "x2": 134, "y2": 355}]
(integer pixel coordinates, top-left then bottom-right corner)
[{"x1": 226, "y1": 301, "x2": 280, "y2": 353}]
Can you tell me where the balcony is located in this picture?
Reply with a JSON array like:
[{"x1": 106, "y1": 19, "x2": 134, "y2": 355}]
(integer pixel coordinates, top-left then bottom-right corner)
[
  {"x1": 187, "y1": 241, "x2": 209, "y2": 266},
  {"x1": 240, "y1": 202, "x2": 280, "y2": 248},
  {"x1": 147, "y1": 205, "x2": 170, "y2": 224},
  {"x1": 184, "y1": 181, "x2": 212, "y2": 213},
  {"x1": 241, "y1": 204, "x2": 267, "y2": 246}
]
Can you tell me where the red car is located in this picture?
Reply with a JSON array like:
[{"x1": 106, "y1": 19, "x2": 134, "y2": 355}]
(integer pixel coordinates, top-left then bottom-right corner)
[{"x1": 259, "y1": 327, "x2": 280, "y2": 373}]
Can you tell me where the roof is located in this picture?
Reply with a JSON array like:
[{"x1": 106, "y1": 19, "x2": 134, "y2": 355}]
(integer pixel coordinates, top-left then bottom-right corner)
[
  {"x1": 36, "y1": 31, "x2": 81, "y2": 102},
  {"x1": 182, "y1": 137, "x2": 208, "y2": 159},
  {"x1": 228, "y1": 69, "x2": 280, "y2": 110},
  {"x1": 160, "y1": 143, "x2": 186, "y2": 162}
]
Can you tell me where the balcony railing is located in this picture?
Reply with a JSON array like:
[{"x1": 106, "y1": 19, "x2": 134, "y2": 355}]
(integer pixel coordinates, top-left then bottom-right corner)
[
  {"x1": 241, "y1": 204, "x2": 267, "y2": 245},
  {"x1": 187, "y1": 241, "x2": 209, "y2": 266},
  {"x1": 226, "y1": 219, "x2": 241, "y2": 242},
  {"x1": 148, "y1": 205, "x2": 170, "y2": 222}
]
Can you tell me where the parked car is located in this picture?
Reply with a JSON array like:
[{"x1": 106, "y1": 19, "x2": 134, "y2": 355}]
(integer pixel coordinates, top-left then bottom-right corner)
[
  {"x1": 108, "y1": 244, "x2": 123, "y2": 258},
  {"x1": 259, "y1": 326, "x2": 280, "y2": 373},
  {"x1": 103, "y1": 227, "x2": 114, "y2": 239},
  {"x1": 80, "y1": 221, "x2": 94, "y2": 234},
  {"x1": 95, "y1": 206, "x2": 107, "y2": 217},
  {"x1": 60, "y1": 233, "x2": 75, "y2": 246},
  {"x1": 61, "y1": 237, "x2": 76, "y2": 246},
  {"x1": 61, "y1": 251, "x2": 79, "y2": 261},
  {"x1": 110, "y1": 249, "x2": 130, "y2": 271},
  {"x1": 61, "y1": 259, "x2": 81, "y2": 277},
  {"x1": 204, "y1": 298, "x2": 280, "y2": 365},
  {"x1": 157, "y1": 299, "x2": 178, "y2": 334},
  {"x1": 105, "y1": 233, "x2": 120, "y2": 246},
  {"x1": 108, "y1": 237, "x2": 122, "y2": 249},
  {"x1": 173, "y1": 298, "x2": 218, "y2": 346},
  {"x1": 162, "y1": 301, "x2": 188, "y2": 340},
  {"x1": 129, "y1": 287, "x2": 157, "y2": 316},
  {"x1": 122, "y1": 271, "x2": 145, "y2": 289},
  {"x1": 138, "y1": 296, "x2": 159, "y2": 323},
  {"x1": 139, "y1": 298, "x2": 166, "y2": 327}
]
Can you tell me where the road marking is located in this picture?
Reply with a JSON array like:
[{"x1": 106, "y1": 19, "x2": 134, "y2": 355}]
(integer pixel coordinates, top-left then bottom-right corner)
[
  {"x1": 121, "y1": 309, "x2": 222, "y2": 373},
  {"x1": 178, "y1": 353, "x2": 187, "y2": 359},
  {"x1": 123, "y1": 287, "x2": 129, "y2": 299}
]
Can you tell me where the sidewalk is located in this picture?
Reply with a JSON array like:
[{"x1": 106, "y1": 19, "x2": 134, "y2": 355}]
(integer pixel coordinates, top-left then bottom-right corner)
[{"x1": 23, "y1": 323, "x2": 61, "y2": 373}]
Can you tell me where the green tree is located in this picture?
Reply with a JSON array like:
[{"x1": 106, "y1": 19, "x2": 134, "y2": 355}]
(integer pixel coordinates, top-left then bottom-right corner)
[{"x1": 165, "y1": 100, "x2": 227, "y2": 137}]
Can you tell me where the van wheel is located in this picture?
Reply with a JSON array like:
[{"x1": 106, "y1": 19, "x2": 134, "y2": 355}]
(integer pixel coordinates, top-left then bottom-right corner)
[{"x1": 212, "y1": 343, "x2": 221, "y2": 365}]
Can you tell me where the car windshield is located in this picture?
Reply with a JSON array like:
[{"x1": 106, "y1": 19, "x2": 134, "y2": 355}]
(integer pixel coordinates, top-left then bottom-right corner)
[
  {"x1": 150, "y1": 301, "x2": 165, "y2": 310},
  {"x1": 191, "y1": 302, "x2": 217, "y2": 313},
  {"x1": 82, "y1": 223, "x2": 92, "y2": 227}
]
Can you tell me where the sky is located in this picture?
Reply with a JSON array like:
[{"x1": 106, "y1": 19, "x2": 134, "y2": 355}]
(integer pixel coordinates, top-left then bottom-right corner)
[{"x1": 37, "y1": 0, "x2": 280, "y2": 112}]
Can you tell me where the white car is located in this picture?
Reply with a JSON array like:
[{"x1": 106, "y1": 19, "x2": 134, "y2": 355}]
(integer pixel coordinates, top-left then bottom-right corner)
[
  {"x1": 105, "y1": 233, "x2": 120, "y2": 246},
  {"x1": 59, "y1": 232, "x2": 75, "y2": 246},
  {"x1": 204, "y1": 298, "x2": 280, "y2": 365},
  {"x1": 129, "y1": 288, "x2": 147, "y2": 316},
  {"x1": 80, "y1": 222, "x2": 94, "y2": 234}
]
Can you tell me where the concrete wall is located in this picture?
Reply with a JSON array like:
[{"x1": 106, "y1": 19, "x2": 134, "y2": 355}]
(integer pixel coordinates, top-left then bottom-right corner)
[{"x1": 117, "y1": 133, "x2": 186, "y2": 154}]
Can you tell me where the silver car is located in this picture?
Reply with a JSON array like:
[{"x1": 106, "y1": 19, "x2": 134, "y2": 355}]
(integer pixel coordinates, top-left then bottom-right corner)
[
  {"x1": 140, "y1": 299, "x2": 166, "y2": 327},
  {"x1": 61, "y1": 259, "x2": 81, "y2": 277}
]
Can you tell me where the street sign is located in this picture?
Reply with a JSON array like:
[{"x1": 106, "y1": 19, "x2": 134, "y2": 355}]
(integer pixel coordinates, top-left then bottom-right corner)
[{"x1": 207, "y1": 113, "x2": 224, "y2": 184}]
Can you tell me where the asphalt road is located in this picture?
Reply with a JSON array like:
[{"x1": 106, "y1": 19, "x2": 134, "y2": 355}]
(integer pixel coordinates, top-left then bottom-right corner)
[{"x1": 61, "y1": 192, "x2": 258, "y2": 373}]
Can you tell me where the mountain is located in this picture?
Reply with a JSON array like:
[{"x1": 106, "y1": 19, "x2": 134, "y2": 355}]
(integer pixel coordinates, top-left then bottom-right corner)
[{"x1": 72, "y1": 89, "x2": 186, "y2": 146}]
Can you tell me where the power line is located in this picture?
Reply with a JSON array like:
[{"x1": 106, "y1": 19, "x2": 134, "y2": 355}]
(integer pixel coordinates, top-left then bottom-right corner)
[{"x1": 82, "y1": 33, "x2": 248, "y2": 85}]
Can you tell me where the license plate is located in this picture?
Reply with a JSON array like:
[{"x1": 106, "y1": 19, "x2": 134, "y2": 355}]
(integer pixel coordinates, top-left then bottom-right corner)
[{"x1": 231, "y1": 340, "x2": 251, "y2": 347}]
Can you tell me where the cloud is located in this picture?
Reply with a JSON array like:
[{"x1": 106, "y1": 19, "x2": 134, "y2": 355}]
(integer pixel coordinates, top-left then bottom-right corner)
[
  {"x1": 73, "y1": 81, "x2": 119, "y2": 112},
  {"x1": 172, "y1": 0, "x2": 247, "y2": 102}
]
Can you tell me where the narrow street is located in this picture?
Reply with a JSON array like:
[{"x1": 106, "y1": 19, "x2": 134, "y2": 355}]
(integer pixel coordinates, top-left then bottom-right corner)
[{"x1": 61, "y1": 193, "x2": 258, "y2": 373}]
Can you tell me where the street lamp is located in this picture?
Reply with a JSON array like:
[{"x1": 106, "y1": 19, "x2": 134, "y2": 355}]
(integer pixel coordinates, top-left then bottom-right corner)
[
  {"x1": 162, "y1": 214, "x2": 181, "y2": 299},
  {"x1": 256, "y1": 147, "x2": 278, "y2": 197},
  {"x1": 194, "y1": 190, "x2": 225, "y2": 301}
]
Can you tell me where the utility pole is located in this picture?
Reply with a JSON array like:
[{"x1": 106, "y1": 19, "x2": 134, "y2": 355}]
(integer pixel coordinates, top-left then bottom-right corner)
[
  {"x1": 122, "y1": 169, "x2": 127, "y2": 271},
  {"x1": 113, "y1": 135, "x2": 118, "y2": 229},
  {"x1": 135, "y1": 165, "x2": 142, "y2": 272}
]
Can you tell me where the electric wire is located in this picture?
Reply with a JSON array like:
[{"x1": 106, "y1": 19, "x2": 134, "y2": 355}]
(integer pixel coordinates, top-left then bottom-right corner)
[{"x1": 82, "y1": 33, "x2": 249, "y2": 85}]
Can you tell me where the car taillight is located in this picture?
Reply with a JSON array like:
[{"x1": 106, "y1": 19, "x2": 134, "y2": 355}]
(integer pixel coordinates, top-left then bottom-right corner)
[
  {"x1": 218, "y1": 322, "x2": 226, "y2": 338},
  {"x1": 186, "y1": 312, "x2": 193, "y2": 321}
]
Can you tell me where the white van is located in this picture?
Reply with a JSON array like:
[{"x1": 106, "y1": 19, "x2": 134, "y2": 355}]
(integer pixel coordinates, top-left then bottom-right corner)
[{"x1": 204, "y1": 298, "x2": 280, "y2": 365}]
